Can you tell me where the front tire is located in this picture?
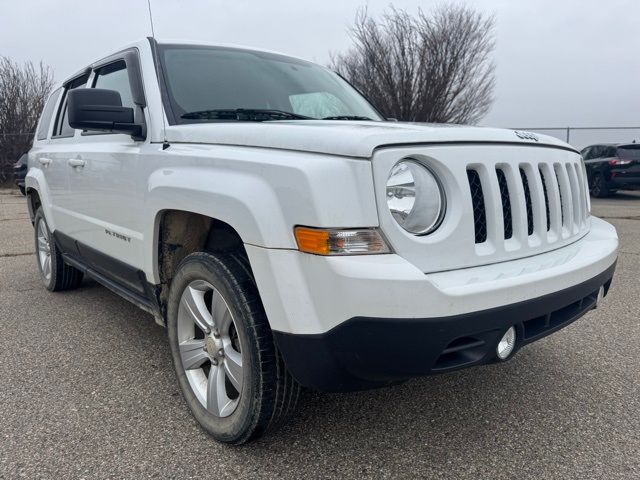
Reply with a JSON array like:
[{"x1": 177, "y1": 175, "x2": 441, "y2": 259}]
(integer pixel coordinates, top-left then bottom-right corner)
[
  {"x1": 167, "y1": 252, "x2": 300, "y2": 444},
  {"x1": 33, "y1": 208, "x2": 83, "y2": 291}
]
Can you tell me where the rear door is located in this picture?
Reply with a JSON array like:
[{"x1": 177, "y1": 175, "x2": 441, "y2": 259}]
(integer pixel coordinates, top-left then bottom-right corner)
[
  {"x1": 28, "y1": 87, "x2": 62, "y2": 218},
  {"x1": 65, "y1": 51, "x2": 148, "y2": 292},
  {"x1": 582, "y1": 145, "x2": 602, "y2": 181}
]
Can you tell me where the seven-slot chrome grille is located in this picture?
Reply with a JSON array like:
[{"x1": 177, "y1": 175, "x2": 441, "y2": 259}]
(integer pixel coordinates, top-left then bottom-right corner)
[
  {"x1": 467, "y1": 160, "x2": 589, "y2": 252},
  {"x1": 372, "y1": 144, "x2": 591, "y2": 273}
]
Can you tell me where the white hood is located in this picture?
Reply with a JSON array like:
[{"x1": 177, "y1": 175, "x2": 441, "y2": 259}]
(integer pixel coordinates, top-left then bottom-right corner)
[{"x1": 164, "y1": 121, "x2": 575, "y2": 159}]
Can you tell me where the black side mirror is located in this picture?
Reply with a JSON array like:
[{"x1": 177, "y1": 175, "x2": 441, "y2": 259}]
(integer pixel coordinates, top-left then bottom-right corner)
[{"x1": 68, "y1": 88, "x2": 142, "y2": 137}]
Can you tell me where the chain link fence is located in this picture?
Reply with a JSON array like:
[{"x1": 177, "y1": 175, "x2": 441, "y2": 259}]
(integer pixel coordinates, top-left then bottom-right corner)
[
  {"x1": 512, "y1": 126, "x2": 640, "y2": 150},
  {"x1": 0, "y1": 132, "x2": 33, "y2": 184}
]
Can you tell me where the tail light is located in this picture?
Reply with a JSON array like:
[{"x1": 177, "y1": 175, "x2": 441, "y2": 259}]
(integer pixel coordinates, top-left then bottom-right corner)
[{"x1": 607, "y1": 157, "x2": 632, "y2": 166}]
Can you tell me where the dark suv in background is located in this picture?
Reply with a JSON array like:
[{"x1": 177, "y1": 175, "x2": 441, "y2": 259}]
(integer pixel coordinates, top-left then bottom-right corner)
[{"x1": 582, "y1": 143, "x2": 640, "y2": 197}]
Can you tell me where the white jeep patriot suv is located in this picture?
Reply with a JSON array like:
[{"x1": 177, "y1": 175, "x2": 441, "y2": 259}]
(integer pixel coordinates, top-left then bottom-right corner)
[{"x1": 26, "y1": 39, "x2": 618, "y2": 444}]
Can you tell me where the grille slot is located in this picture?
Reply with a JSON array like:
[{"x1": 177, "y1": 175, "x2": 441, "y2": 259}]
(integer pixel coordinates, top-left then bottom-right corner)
[
  {"x1": 574, "y1": 163, "x2": 588, "y2": 223},
  {"x1": 553, "y1": 165, "x2": 566, "y2": 226},
  {"x1": 467, "y1": 169, "x2": 487, "y2": 244},
  {"x1": 539, "y1": 167, "x2": 551, "y2": 231},
  {"x1": 496, "y1": 169, "x2": 513, "y2": 240},
  {"x1": 568, "y1": 163, "x2": 586, "y2": 227},
  {"x1": 519, "y1": 168, "x2": 534, "y2": 236}
]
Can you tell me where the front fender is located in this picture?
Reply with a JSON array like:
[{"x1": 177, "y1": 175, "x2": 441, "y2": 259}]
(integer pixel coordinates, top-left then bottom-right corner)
[
  {"x1": 144, "y1": 147, "x2": 379, "y2": 283},
  {"x1": 147, "y1": 167, "x2": 288, "y2": 249}
]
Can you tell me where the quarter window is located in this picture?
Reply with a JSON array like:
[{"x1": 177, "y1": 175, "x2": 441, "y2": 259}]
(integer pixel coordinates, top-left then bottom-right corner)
[
  {"x1": 604, "y1": 146, "x2": 617, "y2": 158},
  {"x1": 52, "y1": 74, "x2": 89, "y2": 138}
]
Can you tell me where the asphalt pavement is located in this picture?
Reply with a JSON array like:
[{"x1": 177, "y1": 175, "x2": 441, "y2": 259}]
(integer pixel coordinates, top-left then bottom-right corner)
[{"x1": 0, "y1": 188, "x2": 638, "y2": 479}]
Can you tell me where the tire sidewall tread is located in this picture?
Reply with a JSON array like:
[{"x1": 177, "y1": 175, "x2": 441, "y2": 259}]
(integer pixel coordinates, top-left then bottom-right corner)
[{"x1": 33, "y1": 208, "x2": 83, "y2": 292}]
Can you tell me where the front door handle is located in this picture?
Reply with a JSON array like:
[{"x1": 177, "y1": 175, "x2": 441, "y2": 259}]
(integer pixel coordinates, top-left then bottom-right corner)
[
  {"x1": 68, "y1": 158, "x2": 86, "y2": 168},
  {"x1": 38, "y1": 157, "x2": 52, "y2": 166}
]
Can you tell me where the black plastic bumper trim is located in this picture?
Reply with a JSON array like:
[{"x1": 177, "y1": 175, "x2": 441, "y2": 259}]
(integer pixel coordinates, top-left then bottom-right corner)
[{"x1": 273, "y1": 261, "x2": 616, "y2": 392}]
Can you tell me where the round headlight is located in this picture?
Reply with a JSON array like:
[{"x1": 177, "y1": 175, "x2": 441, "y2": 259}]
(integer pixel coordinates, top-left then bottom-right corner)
[{"x1": 386, "y1": 160, "x2": 445, "y2": 235}]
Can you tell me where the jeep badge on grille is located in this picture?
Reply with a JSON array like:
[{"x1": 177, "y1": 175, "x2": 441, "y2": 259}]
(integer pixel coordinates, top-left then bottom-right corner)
[{"x1": 514, "y1": 130, "x2": 539, "y2": 141}]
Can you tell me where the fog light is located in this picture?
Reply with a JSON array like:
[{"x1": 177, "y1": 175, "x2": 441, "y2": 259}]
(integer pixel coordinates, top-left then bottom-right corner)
[{"x1": 496, "y1": 326, "x2": 516, "y2": 360}]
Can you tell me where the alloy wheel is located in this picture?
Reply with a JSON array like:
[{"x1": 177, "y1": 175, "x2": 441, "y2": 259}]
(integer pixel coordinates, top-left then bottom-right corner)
[
  {"x1": 177, "y1": 280, "x2": 243, "y2": 418},
  {"x1": 36, "y1": 219, "x2": 52, "y2": 281}
]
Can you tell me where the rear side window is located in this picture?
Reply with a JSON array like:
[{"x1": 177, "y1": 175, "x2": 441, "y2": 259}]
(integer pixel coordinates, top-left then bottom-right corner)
[
  {"x1": 617, "y1": 145, "x2": 640, "y2": 161},
  {"x1": 604, "y1": 146, "x2": 617, "y2": 158},
  {"x1": 93, "y1": 61, "x2": 134, "y2": 108},
  {"x1": 36, "y1": 88, "x2": 62, "y2": 140},
  {"x1": 53, "y1": 74, "x2": 90, "y2": 138},
  {"x1": 590, "y1": 146, "x2": 603, "y2": 158}
]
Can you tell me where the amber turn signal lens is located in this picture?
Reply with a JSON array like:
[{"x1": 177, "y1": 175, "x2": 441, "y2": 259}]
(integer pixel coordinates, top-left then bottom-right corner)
[
  {"x1": 294, "y1": 227, "x2": 390, "y2": 256},
  {"x1": 294, "y1": 227, "x2": 331, "y2": 255}
]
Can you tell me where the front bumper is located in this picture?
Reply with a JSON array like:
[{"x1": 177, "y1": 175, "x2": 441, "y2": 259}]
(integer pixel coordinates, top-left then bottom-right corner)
[
  {"x1": 273, "y1": 262, "x2": 614, "y2": 391},
  {"x1": 246, "y1": 216, "x2": 618, "y2": 391}
]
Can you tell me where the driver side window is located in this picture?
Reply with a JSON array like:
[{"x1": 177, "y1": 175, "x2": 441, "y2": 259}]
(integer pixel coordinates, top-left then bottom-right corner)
[{"x1": 92, "y1": 61, "x2": 134, "y2": 108}]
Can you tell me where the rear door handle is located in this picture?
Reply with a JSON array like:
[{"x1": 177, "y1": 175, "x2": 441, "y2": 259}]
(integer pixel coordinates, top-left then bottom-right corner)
[
  {"x1": 68, "y1": 158, "x2": 86, "y2": 168},
  {"x1": 38, "y1": 157, "x2": 52, "y2": 166}
]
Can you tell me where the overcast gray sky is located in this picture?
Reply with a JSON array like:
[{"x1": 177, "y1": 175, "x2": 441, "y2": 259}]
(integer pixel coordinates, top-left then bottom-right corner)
[{"x1": 1, "y1": 0, "x2": 638, "y2": 144}]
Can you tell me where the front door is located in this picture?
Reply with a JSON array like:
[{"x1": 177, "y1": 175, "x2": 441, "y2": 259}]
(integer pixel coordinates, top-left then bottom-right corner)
[{"x1": 64, "y1": 57, "x2": 147, "y2": 292}]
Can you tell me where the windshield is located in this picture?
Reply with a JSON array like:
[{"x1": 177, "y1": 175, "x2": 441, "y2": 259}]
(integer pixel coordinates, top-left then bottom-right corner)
[{"x1": 158, "y1": 45, "x2": 383, "y2": 123}]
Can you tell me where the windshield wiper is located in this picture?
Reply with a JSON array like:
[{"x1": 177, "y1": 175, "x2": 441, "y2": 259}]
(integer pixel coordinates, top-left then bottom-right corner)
[
  {"x1": 181, "y1": 109, "x2": 312, "y2": 121},
  {"x1": 322, "y1": 115, "x2": 374, "y2": 121}
]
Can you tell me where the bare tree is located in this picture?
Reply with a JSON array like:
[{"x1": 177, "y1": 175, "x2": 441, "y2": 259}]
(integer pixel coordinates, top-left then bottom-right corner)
[
  {"x1": 331, "y1": 5, "x2": 495, "y2": 124},
  {"x1": 0, "y1": 57, "x2": 54, "y2": 183}
]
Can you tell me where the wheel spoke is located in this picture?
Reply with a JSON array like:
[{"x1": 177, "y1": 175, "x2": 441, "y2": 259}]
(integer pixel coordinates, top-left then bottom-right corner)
[
  {"x1": 224, "y1": 347, "x2": 243, "y2": 392},
  {"x1": 207, "y1": 364, "x2": 233, "y2": 416},
  {"x1": 210, "y1": 289, "x2": 231, "y2": 333},
  {"x1": 217, "y1": 310, "x2": 234, "y2": 337},
  {"x1": 42, "y1": 255, "x2": 51, "y2": 278},
  {"x1": 181, "y1": 286, "x2": 214, "y2": 333},
  {"x1": 179, "y1": 339, "x2": 208, "y2": 370},
  {"x1": 37, "y1": 237, "x2": 48, "y2": 252}
]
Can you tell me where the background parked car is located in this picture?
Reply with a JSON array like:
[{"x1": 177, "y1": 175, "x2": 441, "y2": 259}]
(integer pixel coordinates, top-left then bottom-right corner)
[
  {"x1": 582, "y1": 143, "x2": 640, "y2": 197},
  {"x1": 13, "y1": 152, "x2": 27, "y2": 195}
]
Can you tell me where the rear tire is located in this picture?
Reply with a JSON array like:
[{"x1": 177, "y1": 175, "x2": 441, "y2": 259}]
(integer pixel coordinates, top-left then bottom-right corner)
[
  {"x1": 33, "y1": 208, "x2": 83, "y2": 291},
  {"x1": 590, "y1": 173, "x2": 611, "y2": 198},
  {"x1": 167, "y1": 252, "x2": 300, "y2": 444}
]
